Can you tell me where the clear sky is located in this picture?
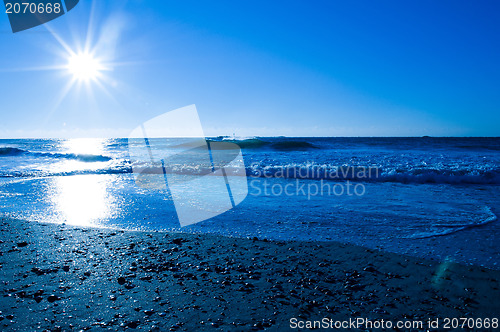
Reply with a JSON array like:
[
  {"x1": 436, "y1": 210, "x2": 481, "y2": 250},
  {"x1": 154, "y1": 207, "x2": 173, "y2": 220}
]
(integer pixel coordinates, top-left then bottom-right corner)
[{"x1": 0, "y1": 0, "x2": 499, "y2": 138}]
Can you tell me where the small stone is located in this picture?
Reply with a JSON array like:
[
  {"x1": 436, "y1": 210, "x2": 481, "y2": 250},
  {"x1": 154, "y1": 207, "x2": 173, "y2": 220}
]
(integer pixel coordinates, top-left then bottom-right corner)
[
  {"x1": 363, "y1": 266, "x2": 377, "y2": 273},
  {"x1": 126, "y1": 320, "x2": 140, "y2": 328},
  {"x1": 372, "y1": 308, "x2": 387, "y2": 314},
  {"x1": 17, "y1": 242, "x2": 28, "y2": 247},
  {"x1": 62, "y1": 266, "x2": 70, "y2": 272},
  {"x1": 47, "y1": 295, "x2": 60, "y2": 303},
  {"x1": 117, "y1": 277, "x2": 126, "y2": 285}
]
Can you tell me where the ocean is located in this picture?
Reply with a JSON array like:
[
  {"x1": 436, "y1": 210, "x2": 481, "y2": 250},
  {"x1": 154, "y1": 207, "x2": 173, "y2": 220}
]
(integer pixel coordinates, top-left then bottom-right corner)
[{"x1": 1, "y1": 137, "x2": 499, "y2": 268}]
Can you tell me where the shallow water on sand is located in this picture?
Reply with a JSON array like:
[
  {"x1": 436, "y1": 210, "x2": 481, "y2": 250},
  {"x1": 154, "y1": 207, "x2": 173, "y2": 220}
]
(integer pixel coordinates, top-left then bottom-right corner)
[{"x1": 0, "y1": 174, "x2": 499, "y2": 269}]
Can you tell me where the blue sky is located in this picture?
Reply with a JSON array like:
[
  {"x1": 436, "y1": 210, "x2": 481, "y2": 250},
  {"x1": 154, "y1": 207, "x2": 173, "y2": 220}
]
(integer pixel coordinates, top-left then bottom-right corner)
[{"x1": 0, "y1": 0, "x2": 499, "y2": 137}]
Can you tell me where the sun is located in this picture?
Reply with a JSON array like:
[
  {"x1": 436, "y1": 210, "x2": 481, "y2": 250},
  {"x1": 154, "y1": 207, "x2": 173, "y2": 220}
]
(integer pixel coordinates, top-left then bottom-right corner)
[{"x1": 67, "y1": 52, "x2": 103, "y2": 81}]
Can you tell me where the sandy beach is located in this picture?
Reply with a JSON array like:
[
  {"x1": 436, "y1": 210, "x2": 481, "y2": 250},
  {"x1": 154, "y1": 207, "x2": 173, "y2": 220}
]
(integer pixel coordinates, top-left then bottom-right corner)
[{"x1": 0, "y1": 217, "x2": 499, "y2": 331}]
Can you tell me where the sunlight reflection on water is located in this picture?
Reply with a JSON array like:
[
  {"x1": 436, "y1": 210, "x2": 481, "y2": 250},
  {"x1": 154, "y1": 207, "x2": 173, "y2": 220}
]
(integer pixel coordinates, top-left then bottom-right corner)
[
  {"x1": 45, "y1": 138, "x2": 117, "y2": 226},
  {"x1": 61, "y1": 137, "x2": 107, "y2": 155},
  {"x1": 50, "y1": 174, "x2": 117, "y2": 227}
]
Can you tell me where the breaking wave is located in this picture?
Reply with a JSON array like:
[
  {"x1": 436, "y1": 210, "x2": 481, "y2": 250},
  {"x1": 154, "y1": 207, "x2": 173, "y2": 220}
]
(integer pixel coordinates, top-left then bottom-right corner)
[
  {"x1": 217, "y1": 138, "x2": 318, "y2": 151},
  {"x1": 246, "y1": 163, "x2": 500, "y2": 185},
  {"x1": 0, "y1": 147, "x2": 112, "y2": 162}
]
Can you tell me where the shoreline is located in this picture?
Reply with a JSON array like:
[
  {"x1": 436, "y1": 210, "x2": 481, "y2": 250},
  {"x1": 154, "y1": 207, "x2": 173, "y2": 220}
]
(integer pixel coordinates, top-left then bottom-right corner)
[{"x1": 1, "y1": 217, "x2": 499, "y2": 331}]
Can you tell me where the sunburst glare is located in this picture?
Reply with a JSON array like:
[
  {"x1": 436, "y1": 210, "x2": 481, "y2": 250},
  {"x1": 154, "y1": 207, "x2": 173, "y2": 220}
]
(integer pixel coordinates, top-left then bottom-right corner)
[{"x1": 67, "y1": 52, "x2": 104, "y2": 82}]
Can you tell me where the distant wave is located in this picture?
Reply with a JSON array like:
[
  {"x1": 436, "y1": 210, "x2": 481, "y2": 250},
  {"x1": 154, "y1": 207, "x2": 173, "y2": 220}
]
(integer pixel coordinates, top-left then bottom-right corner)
[
  {"x1": 406, "y1": 206, "x2": 498, "y2": 239},
  {"x1": 43, "y1": 152, "x2": 112, "y2": 162},
  {"x1": 0, "y1": 147, "x2": 25, "y2": 156},
  {"x1": 1, "y1": 143, "x2": 499, "y2": 185},
  {"x1": 0, "y1": 165, "x2": 132, "y2": 178},
  {"x1": 215, "y1": 138, "x2": 318, "y2": 151},
  {"x1": 0, "y1": 147, "x2": 112, "y2": 162}
]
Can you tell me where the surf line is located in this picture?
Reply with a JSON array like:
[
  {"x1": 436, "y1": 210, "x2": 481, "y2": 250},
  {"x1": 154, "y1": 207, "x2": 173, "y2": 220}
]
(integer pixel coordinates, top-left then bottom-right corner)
[{"x1": 250, "y1": 164, "x2": 380, "y2": 180}]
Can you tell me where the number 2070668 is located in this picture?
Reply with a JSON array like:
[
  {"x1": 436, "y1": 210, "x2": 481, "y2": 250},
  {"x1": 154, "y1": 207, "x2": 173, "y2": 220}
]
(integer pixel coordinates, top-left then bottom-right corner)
[{"x1": 5, "y1": 2, "x2": 62, "y2": 14}]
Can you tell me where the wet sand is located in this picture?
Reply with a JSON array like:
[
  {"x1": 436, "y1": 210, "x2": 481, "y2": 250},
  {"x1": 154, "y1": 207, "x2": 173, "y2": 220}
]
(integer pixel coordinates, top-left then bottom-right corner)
[{"x1": 0, "y1": 217, "x2": 499, "y2": 331}]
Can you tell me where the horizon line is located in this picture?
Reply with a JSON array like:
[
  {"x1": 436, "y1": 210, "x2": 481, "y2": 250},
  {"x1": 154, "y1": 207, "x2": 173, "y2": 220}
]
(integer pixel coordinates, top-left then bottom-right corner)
[{"x1": 1, "y1": 135, "x2": 499, "y2": 140}]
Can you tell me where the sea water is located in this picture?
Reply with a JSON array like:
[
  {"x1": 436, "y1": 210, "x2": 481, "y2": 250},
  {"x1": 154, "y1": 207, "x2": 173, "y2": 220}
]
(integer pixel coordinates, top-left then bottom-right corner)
[{"x1": 0, "y1": 137, "x2": 499, "y2": 268}]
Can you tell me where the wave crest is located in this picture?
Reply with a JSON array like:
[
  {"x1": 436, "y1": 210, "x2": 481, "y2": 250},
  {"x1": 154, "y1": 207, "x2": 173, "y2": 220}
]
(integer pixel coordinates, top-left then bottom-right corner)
[
  {"x1": 247, "y1": 163, "x2": 500, "y2": 185},
  {"x1": 215, "y1": 138, "x2": 318, "y2": 151},
  {"x1": 0, "y1": 147, "x2": 26, "y2": 156},
  {"x1": 0, "y1": 146, "x2": 112, "y2": 162}
]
